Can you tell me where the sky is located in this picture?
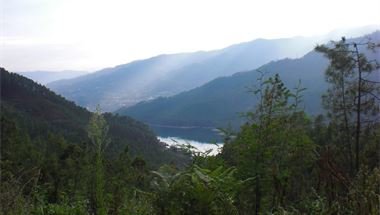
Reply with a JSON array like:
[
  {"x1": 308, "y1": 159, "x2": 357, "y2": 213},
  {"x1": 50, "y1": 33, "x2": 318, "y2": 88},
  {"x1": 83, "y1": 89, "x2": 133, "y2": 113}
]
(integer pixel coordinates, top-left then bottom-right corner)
[{"x1": 1, "y1": 0, "x2": 379, "y2": 72}]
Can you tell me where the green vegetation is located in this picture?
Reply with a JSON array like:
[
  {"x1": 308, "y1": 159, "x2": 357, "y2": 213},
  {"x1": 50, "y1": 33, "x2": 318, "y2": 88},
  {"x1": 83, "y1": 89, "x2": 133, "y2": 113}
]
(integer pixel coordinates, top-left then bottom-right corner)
[
  {"x1": 1, "y1": 35, "x2": 379, "y2": 214},
  {"x1": 0, "y1": 68, "x2": 189, "y2": 168},
  {"x1": 87, "y1": 107, "x2": 109, "y2": 215}
]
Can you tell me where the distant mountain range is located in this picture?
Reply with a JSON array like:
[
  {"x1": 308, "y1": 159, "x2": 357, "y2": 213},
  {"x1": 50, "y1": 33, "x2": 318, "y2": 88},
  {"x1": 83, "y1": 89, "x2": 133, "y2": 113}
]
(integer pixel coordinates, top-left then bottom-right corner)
[
  {"x1": 47, "y1": 26, "x2": 379, "y2": 112},
  {"x1": 18, "y1": 70, "x2": 88, "y2": 84},
  {"x1": 116, "y1": 51, "x2": 328, "y2": 128},
  {"x1": 117, "y1": 31, "x2": 380, "y2": 129}
]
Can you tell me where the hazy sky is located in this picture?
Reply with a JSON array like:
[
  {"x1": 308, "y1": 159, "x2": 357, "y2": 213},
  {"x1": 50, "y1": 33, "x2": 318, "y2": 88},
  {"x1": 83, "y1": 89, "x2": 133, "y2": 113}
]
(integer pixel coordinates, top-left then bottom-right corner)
[{"x1": 1, "y1": 0, "x2": 379, "y2": 72}]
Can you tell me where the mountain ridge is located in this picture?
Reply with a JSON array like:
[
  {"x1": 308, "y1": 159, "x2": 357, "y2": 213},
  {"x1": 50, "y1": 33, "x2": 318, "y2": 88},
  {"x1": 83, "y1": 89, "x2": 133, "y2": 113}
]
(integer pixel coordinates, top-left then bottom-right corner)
[
  {"x1": 18, "y1": 70, "x2": 88, "y2": 84},
  {"x1": 47, "y1": 27, "x2": 379, "y2": 112},
  {"x1": 117, "y1": 31, "x2": 380, "y2": 129}
]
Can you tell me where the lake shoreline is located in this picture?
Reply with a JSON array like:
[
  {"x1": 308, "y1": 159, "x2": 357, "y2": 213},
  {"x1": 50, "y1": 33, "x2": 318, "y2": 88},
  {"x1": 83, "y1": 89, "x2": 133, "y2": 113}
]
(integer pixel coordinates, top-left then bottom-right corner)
[{"x1": 158, "y1": 136, "x2": 223, "y2": 155}]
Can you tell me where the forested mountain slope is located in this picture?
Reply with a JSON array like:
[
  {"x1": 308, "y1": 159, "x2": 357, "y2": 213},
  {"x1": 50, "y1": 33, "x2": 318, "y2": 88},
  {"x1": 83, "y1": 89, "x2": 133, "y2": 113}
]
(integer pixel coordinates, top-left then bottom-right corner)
[{"x1": 1, "y1": 68, "x2": 189, "y2": 168}]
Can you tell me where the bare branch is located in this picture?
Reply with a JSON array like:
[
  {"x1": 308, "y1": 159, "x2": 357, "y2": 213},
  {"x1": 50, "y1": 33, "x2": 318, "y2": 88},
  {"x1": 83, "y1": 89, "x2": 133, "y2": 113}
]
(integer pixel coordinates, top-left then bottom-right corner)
[{"x1": 361, "y1": 78, "x2": 380, "y2": 84}]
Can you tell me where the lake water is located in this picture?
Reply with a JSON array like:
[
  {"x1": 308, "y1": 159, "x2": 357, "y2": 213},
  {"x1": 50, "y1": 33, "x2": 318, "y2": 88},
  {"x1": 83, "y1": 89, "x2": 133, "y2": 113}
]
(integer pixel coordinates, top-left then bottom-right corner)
[
  {"x1": 150, "y1": 124, "x2": 223, "y2": 142},
  {"x1": 150, "y1": 125, "x2": 224, "y2": 154},
  {"x1": 158, "y1": 136, "x2": 223, "y2": 155}
]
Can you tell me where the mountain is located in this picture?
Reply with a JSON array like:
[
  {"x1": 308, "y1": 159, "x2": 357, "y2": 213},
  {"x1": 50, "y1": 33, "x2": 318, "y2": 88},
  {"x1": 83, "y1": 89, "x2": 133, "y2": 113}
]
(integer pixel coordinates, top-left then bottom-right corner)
[
  {"x1": 116, "y1": 52, "x2": 328, "y2": 128},
  {"x1": 0, "y1": 68, "x2": 189, "y2": 168},
  {"x1": 18, "y1": 70, "x2": 88, "y2": 84},
  {"x1": 47, "y1": 27, "x2": 379, "y2": 112},
  {"x1": 48, "y1": 37, "x2": 317, "y2": 111},
  {"x1": 117, "y1": 31, "x2": 380, "y2": 129}
]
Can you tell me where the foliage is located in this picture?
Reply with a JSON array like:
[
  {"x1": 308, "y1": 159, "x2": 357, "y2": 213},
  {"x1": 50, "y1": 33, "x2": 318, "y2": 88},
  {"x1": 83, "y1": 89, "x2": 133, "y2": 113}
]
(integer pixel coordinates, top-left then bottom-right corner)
[
  {"x1": 315, "y1": 36, "x2": 380, "y2": 174},
  {"x1": 87, "y1": 107, "x2": 110, "y2": 215},
  {"x1": 150, "y1": 164, "x2": 247, "y2": 214},
  {"x1": 222, "y1": 73, "x2": 316, "y2": 213},
  {"x1": 0, "y1": 68, "x2": 189, "y2": 168}
]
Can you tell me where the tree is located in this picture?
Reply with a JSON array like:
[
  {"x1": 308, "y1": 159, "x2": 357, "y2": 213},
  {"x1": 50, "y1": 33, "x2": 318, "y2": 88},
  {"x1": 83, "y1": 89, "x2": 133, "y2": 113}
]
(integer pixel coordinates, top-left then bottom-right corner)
[
  {"x1": 222, "y1": 73, "x2": 316, "y2": 213},
  {"x1": 315, "y1": 36, "x2": 380, "y2": 173},
  {"x1": 87, "y1": 106, "x2": 110, "y2": 215}
]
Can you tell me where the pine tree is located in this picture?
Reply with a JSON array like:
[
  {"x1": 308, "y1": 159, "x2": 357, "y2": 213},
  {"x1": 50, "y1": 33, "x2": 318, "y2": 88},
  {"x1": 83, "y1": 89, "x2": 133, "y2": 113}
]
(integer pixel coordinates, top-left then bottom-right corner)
[{"x1": 315, "y1": 37, "x2": 380, "y2": 173}]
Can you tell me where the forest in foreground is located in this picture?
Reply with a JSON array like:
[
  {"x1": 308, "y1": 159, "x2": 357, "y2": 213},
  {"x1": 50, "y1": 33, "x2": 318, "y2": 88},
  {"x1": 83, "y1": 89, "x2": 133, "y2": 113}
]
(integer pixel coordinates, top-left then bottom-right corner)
[{"x1": 1, "y1": 38, "x2": 379, "y2": 214}]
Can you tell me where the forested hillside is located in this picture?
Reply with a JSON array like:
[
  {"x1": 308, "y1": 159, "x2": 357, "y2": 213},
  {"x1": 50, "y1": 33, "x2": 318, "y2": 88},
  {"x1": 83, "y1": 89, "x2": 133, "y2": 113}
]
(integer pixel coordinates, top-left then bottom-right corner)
[{"x1": 0, "y1": 68, "x2": 189, "y2": 167}]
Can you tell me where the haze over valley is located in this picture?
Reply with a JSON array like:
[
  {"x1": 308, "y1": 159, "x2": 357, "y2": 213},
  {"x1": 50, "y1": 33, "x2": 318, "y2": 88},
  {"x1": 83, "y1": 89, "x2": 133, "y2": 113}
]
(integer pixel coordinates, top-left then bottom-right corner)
[
  {"x1": 19, "y1": 70, "x2": 88, "y2": 84},
  {"x1": 47, "y1": 26, "x2": 378, "y2": 112}
]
